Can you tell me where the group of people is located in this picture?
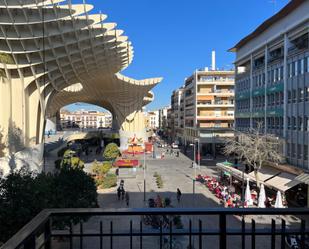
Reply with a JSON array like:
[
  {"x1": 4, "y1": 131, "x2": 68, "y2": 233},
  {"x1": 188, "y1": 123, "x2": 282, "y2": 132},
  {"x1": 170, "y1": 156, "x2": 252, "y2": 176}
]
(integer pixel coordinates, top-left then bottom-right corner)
[
  {"x1": 117, "y1": 179, "x2": 130, "y2": 206},
  {"x1": 149, "y1": 189, "x2": 182, "y2": 208},
  {"x1": 196, "y1": 175, "x2": 242, "y2": 208}
]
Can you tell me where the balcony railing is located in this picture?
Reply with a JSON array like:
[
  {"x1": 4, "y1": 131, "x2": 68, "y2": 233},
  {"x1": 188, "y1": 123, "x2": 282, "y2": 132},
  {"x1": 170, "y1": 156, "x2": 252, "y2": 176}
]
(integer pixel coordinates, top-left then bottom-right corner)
[
  {"x1": 197, "y1": 101, "x2": 234, "y2": 106},
  {"x1": 2, "y1": 208, "x2": 309, "y2": 249}
]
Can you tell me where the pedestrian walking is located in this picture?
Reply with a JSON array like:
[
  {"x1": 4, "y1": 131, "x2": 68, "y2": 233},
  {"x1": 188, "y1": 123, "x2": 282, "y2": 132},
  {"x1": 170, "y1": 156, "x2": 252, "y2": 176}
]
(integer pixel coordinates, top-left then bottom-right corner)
[
  {"x1": 121, "y1": 188, "x2": 125, "y2": 200},
  {"x1": 177, "y1": 188, "x2": 182, "y2": 203},
  {"x1": 117, "y1": 187, "x2": 121, "y2": 200},
  {"x1": 125, "y1": 192, "x2": 130, "y2": 206}
]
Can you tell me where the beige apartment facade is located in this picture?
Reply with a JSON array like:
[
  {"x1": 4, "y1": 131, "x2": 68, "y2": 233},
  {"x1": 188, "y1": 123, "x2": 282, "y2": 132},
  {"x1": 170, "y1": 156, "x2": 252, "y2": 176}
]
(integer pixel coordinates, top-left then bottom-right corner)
[
  {"x1": 60, "y1": 110, "x2": 112, "y2": 129},
  {"x1": 0, "y1": 0, "x2": 162, "y2": 174},
  {"x1": 170, "y1": 53, "x2": 235, "y2": 157}
]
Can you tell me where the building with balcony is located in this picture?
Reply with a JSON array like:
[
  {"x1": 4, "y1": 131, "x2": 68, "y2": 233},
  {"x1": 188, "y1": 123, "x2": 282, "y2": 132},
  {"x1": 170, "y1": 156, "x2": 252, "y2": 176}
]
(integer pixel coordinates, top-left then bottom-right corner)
[
  {"x1": 60, "y1": 110, "x2": 112, "y2": 129},
  {"x1": 230, "y1": 0, "x2": 309, "y2": 170},
  {"x1": 171, "y1": 88, "x2": 185, "y2": 141},
  {"x1": 170, "y1": 52, "x2": 235, "y2": 157}
]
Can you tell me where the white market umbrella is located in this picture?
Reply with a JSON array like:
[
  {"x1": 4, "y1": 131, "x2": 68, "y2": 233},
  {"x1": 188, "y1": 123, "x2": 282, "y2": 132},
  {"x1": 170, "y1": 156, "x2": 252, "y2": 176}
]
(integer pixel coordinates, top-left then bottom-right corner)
[
  {"x1": 245, "y1": 178, "x2": 253, "y2": 206},
  {"x1": 258, "y1": 184, "x2": 266, "y2": 208},
  {"x1": 274, "y1": 191, "x2": 284, "y2": 208}
]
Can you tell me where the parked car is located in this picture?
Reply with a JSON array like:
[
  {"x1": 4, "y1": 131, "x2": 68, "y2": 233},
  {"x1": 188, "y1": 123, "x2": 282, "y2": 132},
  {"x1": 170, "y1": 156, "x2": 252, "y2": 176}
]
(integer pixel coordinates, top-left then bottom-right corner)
[{"x1": 171, "y1": 143, "x2": 178, "y2": 149}]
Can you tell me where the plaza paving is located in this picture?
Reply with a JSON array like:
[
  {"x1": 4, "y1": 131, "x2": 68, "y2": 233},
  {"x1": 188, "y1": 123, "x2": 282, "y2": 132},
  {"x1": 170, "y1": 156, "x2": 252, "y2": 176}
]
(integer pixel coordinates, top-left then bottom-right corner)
[{"x1": 49, "y1": 145, "x2": 301, "y2": 249}]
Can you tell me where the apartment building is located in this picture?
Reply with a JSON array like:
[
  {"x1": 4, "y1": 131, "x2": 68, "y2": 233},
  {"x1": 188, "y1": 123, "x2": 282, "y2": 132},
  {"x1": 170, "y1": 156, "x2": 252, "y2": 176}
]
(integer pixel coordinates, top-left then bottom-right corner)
[
  {"x1": 60, "y1": 110, "x2": 112, "y2": 129},
  {"x1": 145, "y1": 111, "x2": 159, "y2": 129},
  {"x1": 170, "y1": 52, "x2": 235, "y2": 157},
  {"x1": 231, "y1": 0, "x2": 309, "y2": 170},
  {"x1": 171, "y1": 88, "x2": 185, "y2": 141},
  {"x1": 158, "y1": 106, "x2": 170, "y2": 130}
]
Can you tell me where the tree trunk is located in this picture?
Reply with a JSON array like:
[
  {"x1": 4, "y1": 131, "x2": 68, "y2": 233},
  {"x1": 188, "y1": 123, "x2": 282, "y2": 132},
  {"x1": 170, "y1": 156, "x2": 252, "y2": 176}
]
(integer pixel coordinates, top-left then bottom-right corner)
[{"x1": 254, "y1": 169, "x2": 260, "y2": 189}]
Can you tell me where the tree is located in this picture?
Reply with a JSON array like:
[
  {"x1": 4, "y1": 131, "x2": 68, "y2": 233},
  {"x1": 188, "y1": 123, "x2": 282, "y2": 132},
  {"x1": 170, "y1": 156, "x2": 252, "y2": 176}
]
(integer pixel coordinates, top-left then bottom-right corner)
[
  {"x1": 92, "y1": 160, "x2": 112, "y2": 176},
  {"x1": 0, "y1": 167, "x2": 97, "y2": 244},
  {"x1": 223, "y1": 123, "x2": 282, "y2": 187},
  {"x1": 60, "y1": 150, "x2": 84, "y2": 170},
  {"x1": 103, "y1": 143, "x2": 120, "y2": 160}
]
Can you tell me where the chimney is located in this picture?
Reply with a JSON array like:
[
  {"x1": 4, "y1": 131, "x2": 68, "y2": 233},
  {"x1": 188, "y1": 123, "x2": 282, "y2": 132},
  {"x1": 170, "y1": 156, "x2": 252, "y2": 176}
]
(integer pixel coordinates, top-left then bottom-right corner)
[{"x1": 211, "y1": 50, "x2": 216, "y2": 71}]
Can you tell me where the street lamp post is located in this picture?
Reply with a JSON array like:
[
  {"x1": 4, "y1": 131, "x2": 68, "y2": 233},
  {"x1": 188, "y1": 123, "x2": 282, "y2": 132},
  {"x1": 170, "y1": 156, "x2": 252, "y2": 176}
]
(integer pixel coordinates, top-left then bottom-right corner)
[
  {"x1": 143, "y1": 147, "x2": 146, "y2": 202},
  {"x1": 197, "y1": 138, "x2": 200, "y2": 169}
]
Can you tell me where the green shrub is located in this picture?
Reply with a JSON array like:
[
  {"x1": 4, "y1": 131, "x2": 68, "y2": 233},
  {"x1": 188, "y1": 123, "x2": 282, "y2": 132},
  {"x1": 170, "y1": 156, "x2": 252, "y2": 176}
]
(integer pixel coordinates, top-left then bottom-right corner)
[
  {"x1": 103, "y1": 143, "x2": 120, "y2": 160},
  {"x1": 100, "y1": 173, "x2": 117, "y2": 189},
  {"x1": 61, "y1": 156, "x2": 84, "y2": 170},
  {"x1": 155, "y1": 174, "x2": 163, "y2": 188},
  {"x1": 92, "y1": 161, "x2": 112, "y2": 176},
  {"x1": 63, "y1": 149, "x2": 76, "y2": 157},
  {"x1": 0, "y1": 167, "x2": 97, "y2": 244}
]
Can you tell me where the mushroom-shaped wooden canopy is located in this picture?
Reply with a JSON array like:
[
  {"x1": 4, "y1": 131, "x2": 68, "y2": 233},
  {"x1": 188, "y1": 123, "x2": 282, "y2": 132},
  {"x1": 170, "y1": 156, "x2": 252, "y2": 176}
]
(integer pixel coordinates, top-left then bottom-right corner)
[{"x1": 0, "y1": 0, "x2": 162, "y2": 145}]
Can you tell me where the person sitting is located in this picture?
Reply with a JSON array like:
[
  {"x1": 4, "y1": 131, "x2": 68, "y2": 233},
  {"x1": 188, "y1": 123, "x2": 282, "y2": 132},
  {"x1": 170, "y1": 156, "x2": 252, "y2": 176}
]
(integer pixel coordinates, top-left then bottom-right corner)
[{"x1": 227, "y1": 197, "x2": 233, "y2": 207}]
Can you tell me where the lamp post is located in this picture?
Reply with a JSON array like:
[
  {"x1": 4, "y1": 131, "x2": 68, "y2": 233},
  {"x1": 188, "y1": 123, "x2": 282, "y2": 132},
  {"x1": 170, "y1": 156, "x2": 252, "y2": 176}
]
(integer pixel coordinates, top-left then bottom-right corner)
[
  {"x1": 143, "y1": 147, "x2": 146, "y2": 202},
  {"x1": 197, "y1": 138, "x2": 200, "y2": 169}
]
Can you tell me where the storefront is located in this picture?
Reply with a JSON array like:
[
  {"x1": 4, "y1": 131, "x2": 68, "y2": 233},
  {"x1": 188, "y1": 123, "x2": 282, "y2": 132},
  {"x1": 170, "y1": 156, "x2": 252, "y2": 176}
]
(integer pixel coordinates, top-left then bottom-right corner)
[{"x1": 216, "y1": 162, "x2": 305, "y2": 207}]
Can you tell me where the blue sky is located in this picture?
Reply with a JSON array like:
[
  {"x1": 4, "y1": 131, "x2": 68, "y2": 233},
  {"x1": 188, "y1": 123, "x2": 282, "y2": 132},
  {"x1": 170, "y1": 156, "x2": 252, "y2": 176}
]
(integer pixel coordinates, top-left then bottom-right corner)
[{"x1": 66, "y1": 0, "x2": 289, "y2": 112}]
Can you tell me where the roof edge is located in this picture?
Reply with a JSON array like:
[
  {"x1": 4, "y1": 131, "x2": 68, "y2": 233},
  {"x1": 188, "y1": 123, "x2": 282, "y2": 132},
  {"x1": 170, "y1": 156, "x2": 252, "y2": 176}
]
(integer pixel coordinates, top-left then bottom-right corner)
[{"x1": 229, "y1": 0, "x2": 306, "y2": 52}]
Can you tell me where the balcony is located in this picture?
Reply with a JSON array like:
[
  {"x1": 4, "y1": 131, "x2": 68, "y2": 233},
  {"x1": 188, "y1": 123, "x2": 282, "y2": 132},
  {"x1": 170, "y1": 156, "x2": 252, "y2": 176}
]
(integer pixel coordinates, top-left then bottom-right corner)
[
  {"x1": 197, "y1": 101, "x2": 234, "y2": 107},
  {"x1": 288, "y1": 33, "x2": 309, "y2": 55},
  {"x1": 3, "y1": 208, "x2": 309, "y2": 249},
  {"x1": 197, "y1": 80, "x2": 234, "y2": 86},
  {"x1": 197, "y1": 90, "x2": 234, "y2": 96},
  {"x1": 197, "y1": 115, "x2": 234, "y2": 121}
]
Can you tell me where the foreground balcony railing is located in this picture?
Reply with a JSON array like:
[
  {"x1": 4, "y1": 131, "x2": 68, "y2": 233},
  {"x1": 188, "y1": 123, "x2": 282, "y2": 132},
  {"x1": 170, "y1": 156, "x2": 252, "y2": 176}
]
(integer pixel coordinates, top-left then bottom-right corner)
[{"x1": 1, "y1": 208, "x2": 309, "y2": 249}]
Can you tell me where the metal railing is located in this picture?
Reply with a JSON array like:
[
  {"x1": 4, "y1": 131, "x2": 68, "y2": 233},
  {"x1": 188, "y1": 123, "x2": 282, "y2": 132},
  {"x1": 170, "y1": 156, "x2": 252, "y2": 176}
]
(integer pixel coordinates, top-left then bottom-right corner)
[{"x1": 1, "y1": 208, "x2": 309, "y2": 249}]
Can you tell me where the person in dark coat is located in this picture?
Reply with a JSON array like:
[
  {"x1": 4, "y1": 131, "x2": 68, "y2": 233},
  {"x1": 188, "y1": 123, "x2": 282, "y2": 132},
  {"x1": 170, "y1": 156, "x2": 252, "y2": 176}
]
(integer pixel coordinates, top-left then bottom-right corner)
[
  {"x1": 117, "y1": 187, "x2": 121, "y2": 200},
  {"x1": 125, "y1": 192, "x2": 130, "y2": 206},
  {"x1": 177, "y1": 188, "x2": 182, "y2": 203},
  {"x1": 121, "y1": 188, "x2": 125, "y2": 200}
]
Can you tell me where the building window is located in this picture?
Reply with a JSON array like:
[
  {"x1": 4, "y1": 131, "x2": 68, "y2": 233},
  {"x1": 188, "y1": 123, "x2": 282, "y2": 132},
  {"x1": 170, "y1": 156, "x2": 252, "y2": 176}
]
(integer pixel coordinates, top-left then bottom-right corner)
[
  {"x1": 288, "y1": 91, "x2": 291, "y2": 103},
  {"x1": 288, "y1": 117, "x2": 291, "y2": 130},
  {"x1": 304, "y1": 145, "x2": 308, "y2": 161},
  {"x1": 305, "y1": 116, "x2": 309, "y2": 131},
  {"x1": 297, "y1": 144, "x2": 302, "y2": 159},
  {"x1": 294, "y1": 61, "x2": 298, "y2": 76},
  {"x1": 300, "y1": 59, "x2": 305, "y2": 74},
  {"x1": 292, "y1": 116, "x2": 296, "y2": 130},
  {"x1": 292, "y1": 89, "x2": 296, "y2": 103},
  {"x1": 298, "y1": 117, "x2": 303, "y2": 131},
  {"x1": 298, "y1": 88, "x2": 304, "y2": 102},
  {"x1": 305, "y1": 87, "x2": 309, "y2": 101},
  {"x1": 287, "y1": 143, "x2": 291, "y2": 157},
  {"x1": 289, "y1": 63, "x2": 293, "y2": 78},
  {"x1": 292, "y1": 143, "x2": 296, "y2": 158}
]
